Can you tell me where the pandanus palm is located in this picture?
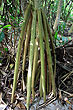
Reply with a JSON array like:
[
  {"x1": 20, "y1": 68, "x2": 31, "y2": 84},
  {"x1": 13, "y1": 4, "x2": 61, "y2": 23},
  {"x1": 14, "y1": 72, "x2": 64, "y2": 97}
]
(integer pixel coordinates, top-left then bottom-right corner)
[{"x1": 11, "y1": 0, "x2": 56, "y2": 109}]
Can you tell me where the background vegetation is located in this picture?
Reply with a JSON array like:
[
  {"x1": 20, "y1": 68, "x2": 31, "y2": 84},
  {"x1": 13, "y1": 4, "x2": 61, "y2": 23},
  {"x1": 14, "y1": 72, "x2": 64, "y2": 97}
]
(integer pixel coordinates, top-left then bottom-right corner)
[{"x1": 0, "y1": 0, "x2": 73, "y2": 110}]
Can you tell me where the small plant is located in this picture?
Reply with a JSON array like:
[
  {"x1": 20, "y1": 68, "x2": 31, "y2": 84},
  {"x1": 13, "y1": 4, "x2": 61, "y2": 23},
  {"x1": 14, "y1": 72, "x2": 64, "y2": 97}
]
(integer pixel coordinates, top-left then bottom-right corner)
[{"x1": 11, "y1": 1, "x2": 56, "y2": 110}]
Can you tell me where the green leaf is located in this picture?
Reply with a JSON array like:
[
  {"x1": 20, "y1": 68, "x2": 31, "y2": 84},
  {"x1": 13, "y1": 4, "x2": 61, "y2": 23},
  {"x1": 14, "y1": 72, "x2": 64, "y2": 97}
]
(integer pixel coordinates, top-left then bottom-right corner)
[
  {"x1": 10, "y1": 16, "x2": 15, "y2": 20},
  {"x1": 0, "y1": 52, "x2": 1, "y2": 55},
  {"x1": 4, "y1": 48, "x2": 8, "y2": 52},
  {"x1": 62, "y1": 22, "x2": 66, "y2": 31},
  {"x1": 54, "y1": 31, "x2": 58, "y2": 39},
  {"x1": 3, "y1": 25, "x2": 11, "y2": 29},
  {"x1": 58, "y1": 25, "x2": 61, "y2": 32},
  {"x1": 0, "y1": 25, "x2": 3, "y2": 28},
  {"x1": 14, "y1": 23, "x2": 16, "y2": 26},
  {"x1": 0, "y1": 31, "x2": 5, "y2": 42}
]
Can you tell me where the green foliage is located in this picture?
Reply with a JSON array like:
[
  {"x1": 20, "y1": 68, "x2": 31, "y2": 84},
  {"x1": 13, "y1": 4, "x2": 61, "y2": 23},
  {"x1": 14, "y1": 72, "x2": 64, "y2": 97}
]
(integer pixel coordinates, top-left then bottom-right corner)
[
  {"x1": 0, "y1": 24, "x2": 11, "y2": 43},
  {"x1": 4, "y1": 48, "x2": 8, "y2": 52},
  {"x1": 54, "y1": 31, "x2": 58, "y2": 40},
  {"x1": 61, "y1": 0, "x2": 73, "y2": 21},
  {"x1": 0, "y1": 31, "x2": 5, "y2": 42},
  {"x1": 58, "y1": 22, "x2": 66, "y2": 33},
  {"x1": 0, "y1": 52, "x2": 1, "y2": 55},
  {"x1": 0, "y1": 24, "x2": 2, "y2": 28},
  {"x1": 10, "y1": 16, "x2": 15, "y2": 20},
  {"x1": 3, "y1": 25, "x2": 11, "y2": 29},
  {"x1": 54, "y1": 21, "x2": 72, "y2": 46},
  {"x1": 54, "y1": 21, "x2": 66, "y2": 40}
]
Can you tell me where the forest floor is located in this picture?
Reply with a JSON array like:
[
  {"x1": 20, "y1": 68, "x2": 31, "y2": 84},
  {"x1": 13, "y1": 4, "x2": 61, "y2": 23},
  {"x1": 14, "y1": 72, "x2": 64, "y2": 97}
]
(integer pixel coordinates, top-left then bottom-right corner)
[{"x1": 0, "y1": 21, "x2": 73, "y2": 110}]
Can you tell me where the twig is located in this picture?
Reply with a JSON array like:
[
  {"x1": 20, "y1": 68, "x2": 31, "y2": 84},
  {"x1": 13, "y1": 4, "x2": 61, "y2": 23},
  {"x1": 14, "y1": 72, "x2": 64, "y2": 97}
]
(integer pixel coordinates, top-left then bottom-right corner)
[
  {"x1": 56, "y1": 60, "x2": 70, "y2": 72},
  {"x1": 0, "y1": 69, "x2": 7, "y2": 76},
  {"x1": 36, "y1": 96, "x2": 56, "y2": 110},
  {"x1": 62, "y1": 70, "x2": 73, "y2": 82},
  {"x1": 58, "y1": 89, "x2": 73, "y2": 97}
]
